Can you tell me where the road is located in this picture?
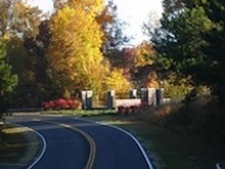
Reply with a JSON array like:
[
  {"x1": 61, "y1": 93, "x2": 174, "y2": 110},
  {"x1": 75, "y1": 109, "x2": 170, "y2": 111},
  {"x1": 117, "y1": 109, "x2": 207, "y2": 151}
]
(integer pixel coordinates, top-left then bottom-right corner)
[{"x1": 8, "y1": 114, "x2": 153, "y2": 169}]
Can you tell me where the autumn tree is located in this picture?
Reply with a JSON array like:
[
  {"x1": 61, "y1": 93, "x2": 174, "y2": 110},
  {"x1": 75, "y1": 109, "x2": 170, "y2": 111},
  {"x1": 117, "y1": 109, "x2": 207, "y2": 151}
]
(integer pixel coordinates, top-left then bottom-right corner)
[
  {"x1": 47, "y1": 0, "x2": 109, "y2": 97},
  {"x1": 108, "y1": 42, "x2": 157, "y2": 88},
  {"x1": 134, "y1": 42, "x2": 156, "y2": 68},
  {"x1": 105, "y1": 69, "x2": 132, "y2": 97},
  {"x1": 0, "y1": 0, "x2": 43, "y2": 38}
]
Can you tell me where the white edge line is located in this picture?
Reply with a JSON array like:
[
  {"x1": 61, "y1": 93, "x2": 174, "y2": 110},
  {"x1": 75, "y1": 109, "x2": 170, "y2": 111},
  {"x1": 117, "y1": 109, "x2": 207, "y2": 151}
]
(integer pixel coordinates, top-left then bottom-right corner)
[
  {"x1": 27, "y1": 130, "x2": 47, "y2": 169},
  {"x1": 105, "y1": 125, "x2": 154, "y2": 169},
  {"x1": 216, "y1": 163, "x2": 221, "y2": 169},
  {"x1": 73, "y1": 117, "x2": 154, "y2": 169}
]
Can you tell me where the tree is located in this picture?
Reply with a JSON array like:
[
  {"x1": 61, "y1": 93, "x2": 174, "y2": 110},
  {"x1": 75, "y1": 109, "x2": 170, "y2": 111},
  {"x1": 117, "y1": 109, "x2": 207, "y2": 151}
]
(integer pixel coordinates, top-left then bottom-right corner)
[
  {"x1": 105, "y1": 69, "x2": 132, "y2": 97},
  {"x1": 23, "y1": 20, "x2": 57, "y2": 102},
  {"x1": 149, "y1": 0, "x2": 212, "y2": 75},
  {"x1": 155, "y1": 7, "x2": 211, "y2": 69},
  {"x1": 0, "y1": 42, "x2": 17, "y2": 115},
  {"x1": 97, "y1": 0, "x2": 129, "y2": 60},
  {"x1": 143, "y1": 0, "x2": 214, "y2": 98},
  {"x1": 162, "y1": 0, "x2": 186, "y2": 16},
  {"x1": 47, "y1": 0, "x2": 109, "y2": 97},
  {"x1": 148, "y1": 0, "x2": 225, "y2": 105},
  {"x1": 0, "y1": 0, "x2": 43, "y2": 38},
  {"x1": 1, "y1": 0, "x2": 46, "y2": 107},
  {"x1": 134, "y1": 42, "x2": 156, "y2": 68},
  {"x1": 199, "y1": 0, "x2": 225, "y2": 106}
]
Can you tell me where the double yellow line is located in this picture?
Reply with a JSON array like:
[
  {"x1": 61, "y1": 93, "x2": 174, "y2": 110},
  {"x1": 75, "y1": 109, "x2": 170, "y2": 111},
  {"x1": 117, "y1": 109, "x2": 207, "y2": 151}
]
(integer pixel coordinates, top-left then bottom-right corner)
[{"x1": 48, "y1": 122, "x2": 96, "y2": 169}]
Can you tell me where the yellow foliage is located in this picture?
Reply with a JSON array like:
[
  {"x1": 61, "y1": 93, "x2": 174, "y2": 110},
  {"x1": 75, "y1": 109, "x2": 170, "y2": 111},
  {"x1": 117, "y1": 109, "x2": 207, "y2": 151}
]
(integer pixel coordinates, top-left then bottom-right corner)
[
  {"x1": 68, "y1": 0, "x2": 104, "y2": 16},
  {"x1": 47, "y1": 1, "x2": 108, "y2": 94},
  {"x1": 105, "y1": 69, "x2": 131, "y2": 93},
  {"x1": 134, "y1": 41, "x2": 156, "y2": 68},
  {"x1": 145, "y1": 71, "x2": 159, "y2": 88}
]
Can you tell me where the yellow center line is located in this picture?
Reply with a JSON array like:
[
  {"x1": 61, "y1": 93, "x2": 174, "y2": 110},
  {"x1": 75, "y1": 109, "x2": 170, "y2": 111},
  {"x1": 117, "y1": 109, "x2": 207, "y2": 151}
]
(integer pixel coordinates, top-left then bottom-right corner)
[{"x1": 47, "y1": 121, "x2": 96, "y2": 169}]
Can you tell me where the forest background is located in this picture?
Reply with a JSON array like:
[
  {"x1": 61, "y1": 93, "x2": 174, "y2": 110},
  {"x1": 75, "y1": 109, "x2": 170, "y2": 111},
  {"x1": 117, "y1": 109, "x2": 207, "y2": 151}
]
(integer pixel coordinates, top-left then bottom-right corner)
[
  {"x1": 1, "y1": 0, "x2": 225, "y2": 144},
  {"x1": 1, "y1": 1, "x2": 225, "y2": 167}
]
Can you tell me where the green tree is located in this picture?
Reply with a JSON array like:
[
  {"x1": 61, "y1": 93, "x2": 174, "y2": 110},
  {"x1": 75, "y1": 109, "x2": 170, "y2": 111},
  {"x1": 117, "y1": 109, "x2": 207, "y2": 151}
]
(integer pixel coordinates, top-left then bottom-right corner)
[
  {"x1": 23, "y1": 20, "x2": 59, "y2": 104},
  {"x1": 0, "y1": 42, "x2": 17, "y2": 115},
  {"x1": 143, "y1": 0, "x2": 214, "y2": 98},
  {"x1": 148, "y1": 0, "x2": 225, "y2": 105},
  {"x1": 153, "y1": 5, "x2": 212, "y2": 72},
  {"x1": 6, "y1": 36, "x2": 45, "y2": 108},
  {"x1": 199, "y1": 0, "x2": 225, "y2": 106},
  {"x1": 0, "y1": 0, "x2": 46, "y2": 107}
]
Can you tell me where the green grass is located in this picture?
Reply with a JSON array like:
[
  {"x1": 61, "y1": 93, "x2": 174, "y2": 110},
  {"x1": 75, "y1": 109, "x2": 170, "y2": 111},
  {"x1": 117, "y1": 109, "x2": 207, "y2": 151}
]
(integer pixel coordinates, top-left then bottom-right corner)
[
  {"x1": 41, "y1": 109, "x2": 117, "y2": 117},
  {"x1": 0, "y1": 124, "x2": 41, "y2": 168}
]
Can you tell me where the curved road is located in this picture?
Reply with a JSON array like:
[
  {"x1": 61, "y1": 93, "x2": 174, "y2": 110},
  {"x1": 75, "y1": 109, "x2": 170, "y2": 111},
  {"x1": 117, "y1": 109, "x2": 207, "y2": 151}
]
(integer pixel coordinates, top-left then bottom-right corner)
[{"x1": 8, "y1": 115, "x2": 153, "y2": 169}]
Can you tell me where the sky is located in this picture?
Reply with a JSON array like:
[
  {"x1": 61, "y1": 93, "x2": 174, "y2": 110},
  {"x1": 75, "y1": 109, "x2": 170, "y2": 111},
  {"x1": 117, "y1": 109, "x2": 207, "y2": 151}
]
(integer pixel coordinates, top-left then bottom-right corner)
[
  {"x1": 26, "y1": 0, "x2": 163, "y2": 45},
  {"x1": 113, "y1": 0, "x2": 163, "y2": 45}
]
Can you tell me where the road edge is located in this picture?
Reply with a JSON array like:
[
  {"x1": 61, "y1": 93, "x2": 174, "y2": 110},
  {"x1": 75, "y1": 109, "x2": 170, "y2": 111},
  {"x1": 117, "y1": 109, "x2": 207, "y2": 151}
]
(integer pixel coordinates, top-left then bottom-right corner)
[
  {"x1": 26, "y1": 129, "x2": 47, "y2": 169},
  {"x1": 75, "y1": 118, "x2": 154, "y2": 169},
  {"x1": 105, "y1": 124, "x2": 155, "y2": 169}
]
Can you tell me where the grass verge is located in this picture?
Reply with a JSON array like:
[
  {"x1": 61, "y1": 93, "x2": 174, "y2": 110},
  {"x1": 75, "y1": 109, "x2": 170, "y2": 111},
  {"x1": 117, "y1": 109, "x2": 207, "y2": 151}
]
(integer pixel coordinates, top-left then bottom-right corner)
[
  {"x1": 84, "y1": 114, "x2": 221, "y2": 169},
  {"x1": 0, "y1": 124, "x2": 41, "y2": 169},
  {"x1": 28, "y1": 108, "x2": 224, "y2": 168},
  {"x1": 41, "y1": 109, "x2": 116, "y2": 117}
]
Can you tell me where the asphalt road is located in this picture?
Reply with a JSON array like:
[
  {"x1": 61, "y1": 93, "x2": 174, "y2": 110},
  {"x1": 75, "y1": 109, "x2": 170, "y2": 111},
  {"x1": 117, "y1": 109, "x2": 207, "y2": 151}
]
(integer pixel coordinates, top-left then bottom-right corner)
[{"x1": 8, "y1": 115, "x2": 152, "y2": 169}]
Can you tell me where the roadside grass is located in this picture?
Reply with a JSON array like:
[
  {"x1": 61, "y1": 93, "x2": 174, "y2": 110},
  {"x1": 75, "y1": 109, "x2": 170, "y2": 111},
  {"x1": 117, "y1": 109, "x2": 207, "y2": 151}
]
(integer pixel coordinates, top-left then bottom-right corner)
[
  {"x1": 0, "y1": 124, "x2": 41, "y2": 168},
  {"x1": 9, "y1": 103, "x2": 224, "y2": 169},
  {"x1": 41, "y1": 108, "x2": 222, "y2": 168},
  {"x1": 84, "y1": 114, "x2": 221, "y2": 169},
  {"x1": 41, "y1": 109, "x2": 117, "y2": 117},
  {"x1": 117, "y1": 121, "x2": 220, "y2": 169}
]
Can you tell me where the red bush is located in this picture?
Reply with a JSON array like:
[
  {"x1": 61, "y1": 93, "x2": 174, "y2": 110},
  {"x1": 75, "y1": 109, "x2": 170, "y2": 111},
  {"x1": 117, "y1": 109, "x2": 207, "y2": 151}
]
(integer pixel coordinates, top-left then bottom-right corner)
[
  {"x1": 117, "y1": 104, "x2": 142, "y2": 115},
  {"x1": 42, "y1": 98, "x2": 81, "y2": 110}
]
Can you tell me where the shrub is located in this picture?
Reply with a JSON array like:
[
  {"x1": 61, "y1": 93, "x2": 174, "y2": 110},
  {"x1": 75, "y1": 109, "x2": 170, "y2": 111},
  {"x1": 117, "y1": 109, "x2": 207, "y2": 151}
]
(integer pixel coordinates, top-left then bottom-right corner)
[
  {"x1": 161, "y1": 73, "x2": 193, "y2": 99},
  {"x1": 117, "y1": 104, "x2": 142, "y2": 115},
  {"x1": 42, "y1": 98, "x2": 81, "y2": 110}
]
